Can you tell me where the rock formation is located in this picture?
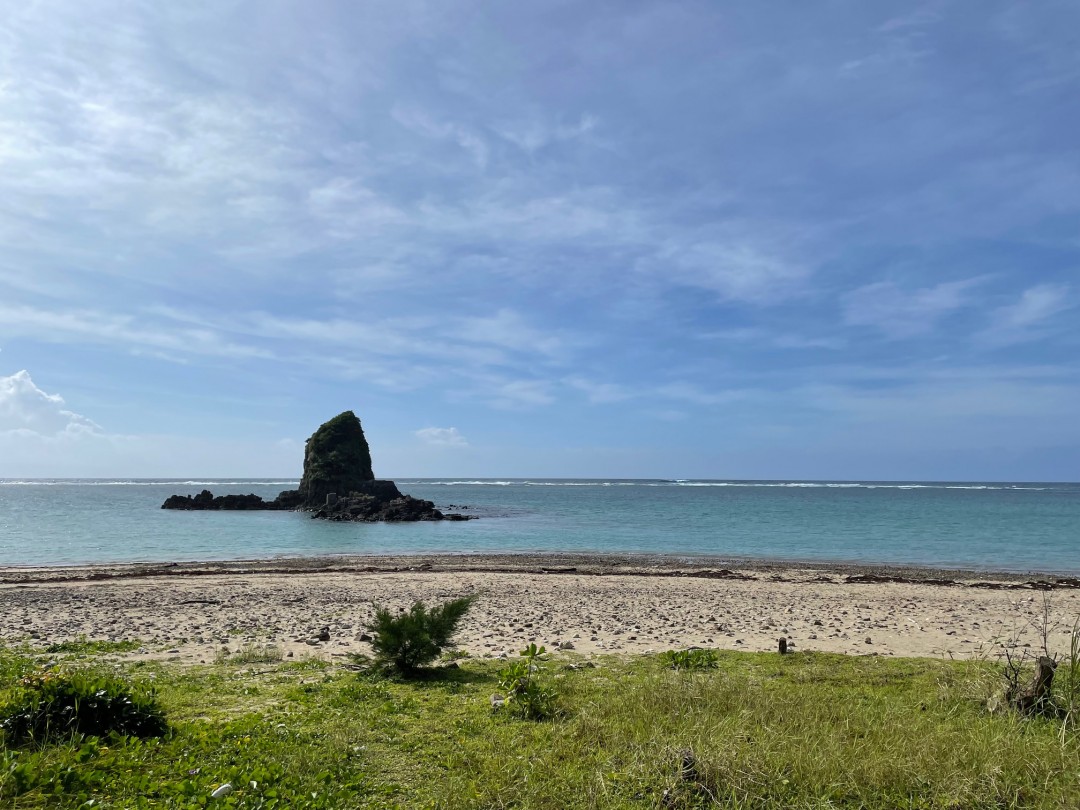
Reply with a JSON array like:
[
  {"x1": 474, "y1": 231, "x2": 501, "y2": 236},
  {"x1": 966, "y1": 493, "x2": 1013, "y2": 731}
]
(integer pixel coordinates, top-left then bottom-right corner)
[
  {"x1": 161, "y1": 411, "x2": 470, "y2": 522},
  {"x1": 161, "y1": 491, "x2": 270, "y2": 510},
  {"x1": 297, "y1": 410, "x2": 375, "y2": 504}
]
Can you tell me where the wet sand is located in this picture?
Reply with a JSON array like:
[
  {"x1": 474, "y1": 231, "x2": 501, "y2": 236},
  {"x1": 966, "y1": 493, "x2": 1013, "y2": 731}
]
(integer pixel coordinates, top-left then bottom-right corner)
[{"x1": 2, "y1": 554, "x2": 1078, "y2": 664}]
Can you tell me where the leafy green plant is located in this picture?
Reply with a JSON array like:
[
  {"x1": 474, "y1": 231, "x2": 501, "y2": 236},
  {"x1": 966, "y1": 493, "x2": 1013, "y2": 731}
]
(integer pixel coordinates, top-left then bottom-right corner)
[
  {"x1": 0, "y1": 666, "x2": 167, "y2": 746},
  {"x1": 659, "y1": 648, "x2": 719, "y2": 671},
  {"x1": 496, "y1": 643, "x2": 560, "y2": 720},
  {"x1": 366, "y1": 595, "x2": 477, "y2": 675}
]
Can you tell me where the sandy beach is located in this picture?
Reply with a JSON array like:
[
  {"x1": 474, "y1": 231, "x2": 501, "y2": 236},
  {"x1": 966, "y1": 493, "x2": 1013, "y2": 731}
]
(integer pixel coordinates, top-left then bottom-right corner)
[{"x1": 2, "y1": 554, "x2": 1078, "y2": 664}]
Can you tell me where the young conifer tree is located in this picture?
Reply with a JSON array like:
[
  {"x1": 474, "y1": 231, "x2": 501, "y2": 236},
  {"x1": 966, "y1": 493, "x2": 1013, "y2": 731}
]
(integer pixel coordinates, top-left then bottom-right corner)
[{"x1": 367, "y1": 595, "x2": 477, "y2": 674}]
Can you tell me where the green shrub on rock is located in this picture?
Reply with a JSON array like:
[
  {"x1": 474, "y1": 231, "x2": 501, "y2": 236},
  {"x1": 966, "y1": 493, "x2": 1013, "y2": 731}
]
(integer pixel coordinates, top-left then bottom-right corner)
[
  {"x1": 367, "y1": 595, "x2": 477, "y2": 675},
  {"x1": 0, "y1": 666, "x2": 167, "y2": 746}
]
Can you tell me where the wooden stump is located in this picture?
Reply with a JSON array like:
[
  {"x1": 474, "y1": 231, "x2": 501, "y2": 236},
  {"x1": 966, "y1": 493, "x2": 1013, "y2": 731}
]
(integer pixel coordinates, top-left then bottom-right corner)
[{"x1": 1009, "y1": 656, "x2": 1057, "y2": 714}]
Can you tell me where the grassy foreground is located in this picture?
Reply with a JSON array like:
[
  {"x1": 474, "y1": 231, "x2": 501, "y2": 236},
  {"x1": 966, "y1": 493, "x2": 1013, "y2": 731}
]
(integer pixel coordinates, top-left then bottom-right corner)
[{"x1": 1, "y1": 644, "x2": 1077, "y2": 809}]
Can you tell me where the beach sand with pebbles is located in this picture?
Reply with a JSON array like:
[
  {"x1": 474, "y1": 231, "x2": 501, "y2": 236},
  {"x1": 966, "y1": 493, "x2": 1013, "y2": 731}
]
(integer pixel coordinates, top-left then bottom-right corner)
[{"x1": 2, "y1": 554, "x2": 1079, "y2": 664}]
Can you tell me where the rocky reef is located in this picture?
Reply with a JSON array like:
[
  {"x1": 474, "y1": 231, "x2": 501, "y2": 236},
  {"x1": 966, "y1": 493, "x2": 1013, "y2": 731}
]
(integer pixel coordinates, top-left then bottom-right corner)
[{"x1": 161, "y1": 411, "x2": 470, "y2": 522}]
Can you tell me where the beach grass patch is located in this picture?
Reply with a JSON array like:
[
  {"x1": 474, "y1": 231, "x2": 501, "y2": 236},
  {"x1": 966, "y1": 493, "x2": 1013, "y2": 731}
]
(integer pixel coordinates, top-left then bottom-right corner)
[{"x1": 2, "y1": 645, "x2": 1078, "y2": 808}]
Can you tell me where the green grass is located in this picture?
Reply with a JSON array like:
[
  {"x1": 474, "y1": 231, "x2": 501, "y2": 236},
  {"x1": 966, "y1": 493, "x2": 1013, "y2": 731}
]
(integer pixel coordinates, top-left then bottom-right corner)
[
  {"x1": 1, "y1": 647, "x2": 1077, "y2": 808},
  {"x1": 43, "y1": 639, "x2": 143, "y2": 657},
  {"x1": 215, "y1": 644, "x2": 285, "y2": 665}
]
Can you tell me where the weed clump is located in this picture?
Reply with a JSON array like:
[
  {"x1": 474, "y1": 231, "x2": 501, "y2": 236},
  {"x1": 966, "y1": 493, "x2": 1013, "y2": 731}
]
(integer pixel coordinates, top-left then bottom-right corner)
[
  {"x1": 0, "y1": 667, "x2": 167, "y2": 746},
  {"x1": 659, "y1": 648, "x2": 719, "y2": 671},
  {"x1": 367, "y1": 595, "x2": 477, "y2": 675},
  {"x1": 496, "y1": 644, "x2": 560, "y2": 720}
]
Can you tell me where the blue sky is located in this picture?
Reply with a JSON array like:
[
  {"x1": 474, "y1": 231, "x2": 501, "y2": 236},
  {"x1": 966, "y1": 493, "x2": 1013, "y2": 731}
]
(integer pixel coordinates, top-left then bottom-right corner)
[{"x1": 0, "y1": 1, "x2": 1077, "y2": 480}]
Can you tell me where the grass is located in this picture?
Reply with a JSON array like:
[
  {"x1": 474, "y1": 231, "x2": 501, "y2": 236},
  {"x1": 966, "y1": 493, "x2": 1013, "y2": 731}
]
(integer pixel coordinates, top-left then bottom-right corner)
[
  {"x1": 42, "y1": 639, "x2": 143, "y2": 657},
  {"x1": 215, "y1": 644, "x2": 285, "y2": 665},
  {"x1": 1, "y1": 645, "x2": 1078, "y2": 808}
]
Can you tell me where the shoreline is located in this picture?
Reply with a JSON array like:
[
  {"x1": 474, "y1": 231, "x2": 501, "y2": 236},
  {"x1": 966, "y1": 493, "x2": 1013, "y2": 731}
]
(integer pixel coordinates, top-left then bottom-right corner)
[{"x1": 3, "y1": 551, "x2": 1079, "y2": 587}]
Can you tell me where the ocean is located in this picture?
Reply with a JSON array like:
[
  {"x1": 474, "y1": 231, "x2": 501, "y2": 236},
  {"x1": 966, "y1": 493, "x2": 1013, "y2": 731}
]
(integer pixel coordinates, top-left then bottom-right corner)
[{"x1": 0, "y1": 479, "x2": 1077, "y2": 573}]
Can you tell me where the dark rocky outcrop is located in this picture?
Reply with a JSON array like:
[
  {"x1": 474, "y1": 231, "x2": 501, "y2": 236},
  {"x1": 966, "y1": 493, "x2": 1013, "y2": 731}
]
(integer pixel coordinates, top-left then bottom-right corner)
[
  {"x1": 297, "y1": 411, "x2": 374, "y2": 504},
  {"x1": 161, "y1": 411, "x2": 471, "y2": 522},
  {"x1": 161, "y1": 491, "x2": 272, "y2": 511}
]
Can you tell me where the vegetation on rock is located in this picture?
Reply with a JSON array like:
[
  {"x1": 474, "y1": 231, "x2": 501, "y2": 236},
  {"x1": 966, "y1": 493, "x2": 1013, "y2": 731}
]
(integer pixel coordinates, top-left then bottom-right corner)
[{"x1": 297, "y1": 410, "x2": 374, "y2": 505}]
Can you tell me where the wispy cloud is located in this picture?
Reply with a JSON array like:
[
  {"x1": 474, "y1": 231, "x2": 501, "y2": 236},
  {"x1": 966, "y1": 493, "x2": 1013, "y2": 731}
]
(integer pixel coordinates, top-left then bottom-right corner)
[
  {"x1": 978, "y1": 283, "x2": 1074, "y2": 346},
  {"x1": 700, "y1": 328, "x2": 845, "y2": 351},
  {"x1": 563, "y1": 376, "x2": 635, "y2": 404},
  {"x1": 0, "y1": 305, "x2": 275, "y2": 362},
  {"x1": 842, "y1": 278, "x2": 986, "y2": 338},
  {"x1": 415, "y1": 426, "x2": 468, "y2": 447}
]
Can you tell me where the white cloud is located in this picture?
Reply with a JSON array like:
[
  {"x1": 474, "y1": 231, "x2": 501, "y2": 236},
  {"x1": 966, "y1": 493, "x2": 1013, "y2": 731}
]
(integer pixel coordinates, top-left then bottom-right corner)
[
  {"x1": 0, "y1": 370, "x2": 101, "y2": 436},
  {"x1": 415, "y1": 426, "x2": 468, "y2": 447},
  {"x1": 842, "y1": 278, "x2": 985, "y2": 337}
]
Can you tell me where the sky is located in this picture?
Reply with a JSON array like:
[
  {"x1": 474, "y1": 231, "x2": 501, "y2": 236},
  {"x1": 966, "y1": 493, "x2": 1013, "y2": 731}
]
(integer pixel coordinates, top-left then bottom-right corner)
[{"x1": 0, "y1": 1, "x2": 1078, "y2": 480}]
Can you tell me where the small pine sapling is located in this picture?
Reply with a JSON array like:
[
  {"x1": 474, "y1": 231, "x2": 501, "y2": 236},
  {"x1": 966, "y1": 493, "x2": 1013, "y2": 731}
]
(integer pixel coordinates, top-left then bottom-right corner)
[{"x1": 366, "y1": 595, "x2": 477, "y2": 675}]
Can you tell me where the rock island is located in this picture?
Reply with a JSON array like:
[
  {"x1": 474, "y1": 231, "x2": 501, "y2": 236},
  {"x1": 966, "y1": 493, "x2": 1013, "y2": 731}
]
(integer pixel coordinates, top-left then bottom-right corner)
[{"x1": 161, "y1": 411, "x2": 469, "y2": 522}]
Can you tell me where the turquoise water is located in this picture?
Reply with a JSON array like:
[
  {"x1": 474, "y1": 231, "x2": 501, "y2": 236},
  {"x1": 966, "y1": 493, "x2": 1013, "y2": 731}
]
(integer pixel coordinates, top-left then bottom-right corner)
[{"x1": 0, "y1": 479, "x2": 1077, "y2": 573}]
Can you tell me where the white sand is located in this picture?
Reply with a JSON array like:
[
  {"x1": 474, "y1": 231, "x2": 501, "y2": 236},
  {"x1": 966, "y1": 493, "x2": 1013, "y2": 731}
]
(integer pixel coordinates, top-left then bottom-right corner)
[{"x1": 2, "y1": 557, "x2": 1077, "y2": 664}]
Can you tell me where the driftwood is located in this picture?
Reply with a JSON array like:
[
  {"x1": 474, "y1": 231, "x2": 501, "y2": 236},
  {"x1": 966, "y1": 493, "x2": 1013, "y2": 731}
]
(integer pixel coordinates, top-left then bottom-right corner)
[{"x1": 1009, "y1": 656, "x2": 1057, "y2": 714}]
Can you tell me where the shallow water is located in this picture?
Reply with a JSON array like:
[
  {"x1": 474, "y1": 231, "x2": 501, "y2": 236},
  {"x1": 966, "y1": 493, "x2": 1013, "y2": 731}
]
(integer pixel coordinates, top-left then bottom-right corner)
[{"x1": 0, "y1": 478, "x2": 1077, "y2": 573}]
